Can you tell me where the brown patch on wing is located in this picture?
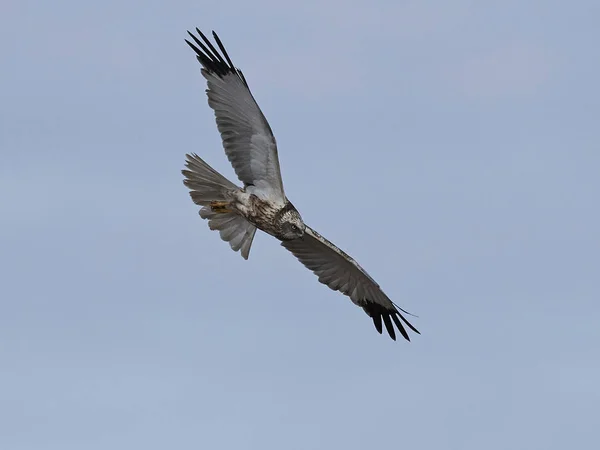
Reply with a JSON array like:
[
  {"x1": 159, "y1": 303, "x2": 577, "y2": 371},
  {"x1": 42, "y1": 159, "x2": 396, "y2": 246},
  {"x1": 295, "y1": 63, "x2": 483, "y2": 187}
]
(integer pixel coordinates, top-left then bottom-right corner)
[{"x1": 210, "y1": 201, "x2": 232, "y2": 213}]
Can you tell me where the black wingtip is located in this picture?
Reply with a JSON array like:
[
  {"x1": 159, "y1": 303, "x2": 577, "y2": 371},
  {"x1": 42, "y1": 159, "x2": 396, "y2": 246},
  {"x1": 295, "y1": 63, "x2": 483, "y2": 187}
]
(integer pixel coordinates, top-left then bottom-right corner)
[
  {"x1": 185, "y1": 28, "x2": 249, "y2": 87},
  {"x1": 197, "y1": 28, "x2": 227, "y2": 66},
  {"x1": 372, "y1": 314, "x2": 383, "y2": 334},
  {"x1": 396, "y1": 310, "x2": 420, "y2": 335},
  {"x1": 382, "y1": 314, "x2": 396, "y2": 341},
  {"x1": 392, "y1": 300, "x2": 420, "y2": 319},
  {"x1": 391, "y1": 313, "x2": 410, "y2": 341},
  {"x1": 365, "y1": 303, "x2": 417, "y2": 342},
  {"x1": 211, "y1": 31, "x2": 236, "y2": 70}
]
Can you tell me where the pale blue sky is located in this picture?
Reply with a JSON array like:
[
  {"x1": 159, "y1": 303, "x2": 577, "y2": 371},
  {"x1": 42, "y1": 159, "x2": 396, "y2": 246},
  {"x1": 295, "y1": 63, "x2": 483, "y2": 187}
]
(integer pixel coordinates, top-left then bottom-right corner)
[{"x1": 1, "y1": 1, "x2": 599, "y2": 449}]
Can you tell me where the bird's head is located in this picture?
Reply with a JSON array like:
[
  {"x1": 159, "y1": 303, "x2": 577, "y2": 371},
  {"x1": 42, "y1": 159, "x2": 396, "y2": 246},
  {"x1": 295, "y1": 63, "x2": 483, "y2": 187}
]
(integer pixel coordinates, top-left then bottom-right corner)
[{"x1": 277, "y1": 203, "x2": 305, "y2": 240}]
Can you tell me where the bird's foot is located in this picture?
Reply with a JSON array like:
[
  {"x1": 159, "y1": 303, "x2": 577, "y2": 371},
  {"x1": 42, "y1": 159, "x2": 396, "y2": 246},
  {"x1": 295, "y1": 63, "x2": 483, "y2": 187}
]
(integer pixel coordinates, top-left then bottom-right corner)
[{"x1": 210, "y1": 201, "x2": 232, "y2": 213}]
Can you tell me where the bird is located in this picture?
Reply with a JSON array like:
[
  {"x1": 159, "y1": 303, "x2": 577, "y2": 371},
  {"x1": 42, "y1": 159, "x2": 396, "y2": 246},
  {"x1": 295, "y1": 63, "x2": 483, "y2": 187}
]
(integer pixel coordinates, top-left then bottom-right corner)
[{"x1": 182, "y1": 28, "x2": 420, "y2": 341}]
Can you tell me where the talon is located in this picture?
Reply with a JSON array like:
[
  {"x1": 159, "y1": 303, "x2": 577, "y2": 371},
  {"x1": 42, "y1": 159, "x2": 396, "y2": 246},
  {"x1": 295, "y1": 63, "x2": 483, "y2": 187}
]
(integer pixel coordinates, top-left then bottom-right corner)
[{"x1": 210, "y1": 201, "x2": 232, "y2": 213}]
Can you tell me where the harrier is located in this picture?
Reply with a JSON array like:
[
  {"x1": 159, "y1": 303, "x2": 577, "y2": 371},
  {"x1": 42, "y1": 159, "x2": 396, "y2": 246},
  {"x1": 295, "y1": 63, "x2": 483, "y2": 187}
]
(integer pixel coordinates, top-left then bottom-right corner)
[{"x1": 182, "y1": 29, "x2": 420, "y2": 341}]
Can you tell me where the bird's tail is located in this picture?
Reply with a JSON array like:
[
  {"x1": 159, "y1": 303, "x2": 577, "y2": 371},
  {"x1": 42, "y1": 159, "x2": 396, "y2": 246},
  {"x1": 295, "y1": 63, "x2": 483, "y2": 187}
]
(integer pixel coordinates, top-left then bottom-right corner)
[{"x1": 182, "y1": 153, "x2": 257, "y2": 259}]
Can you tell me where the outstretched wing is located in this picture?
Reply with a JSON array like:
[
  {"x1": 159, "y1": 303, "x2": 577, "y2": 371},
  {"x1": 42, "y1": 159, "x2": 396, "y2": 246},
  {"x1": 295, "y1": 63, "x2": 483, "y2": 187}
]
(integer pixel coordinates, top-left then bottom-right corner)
[
  {"x1": 185, "y1": 29, "x2": 286, "y2": 205},
  {"x1": 281, "y1": 226, "x2": 420, "y2": 341}
]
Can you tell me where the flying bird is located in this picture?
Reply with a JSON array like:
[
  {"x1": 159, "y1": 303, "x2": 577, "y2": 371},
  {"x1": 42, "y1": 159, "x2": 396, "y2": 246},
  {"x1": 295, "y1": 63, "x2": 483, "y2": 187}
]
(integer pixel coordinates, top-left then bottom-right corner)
[{"x1": 182, "y1": 29, "x2": 420, "y2": 341}]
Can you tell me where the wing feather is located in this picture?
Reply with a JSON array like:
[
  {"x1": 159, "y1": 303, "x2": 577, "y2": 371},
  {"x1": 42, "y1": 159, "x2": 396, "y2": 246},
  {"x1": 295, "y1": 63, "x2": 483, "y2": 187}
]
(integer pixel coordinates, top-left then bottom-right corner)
[
  {"x1": 185, "y1": 29, "x2": 286, "y2": 205},
  {"x1": 281, "y1": 225, "x2": 420, "y2": 341}
]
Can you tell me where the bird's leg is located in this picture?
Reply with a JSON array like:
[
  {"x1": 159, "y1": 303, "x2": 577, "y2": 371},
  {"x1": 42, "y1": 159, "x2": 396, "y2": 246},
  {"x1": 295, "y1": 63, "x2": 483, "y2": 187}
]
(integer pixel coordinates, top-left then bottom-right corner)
[{"x1": 210, "y1": 200, "x2": 232, "y2": 213}]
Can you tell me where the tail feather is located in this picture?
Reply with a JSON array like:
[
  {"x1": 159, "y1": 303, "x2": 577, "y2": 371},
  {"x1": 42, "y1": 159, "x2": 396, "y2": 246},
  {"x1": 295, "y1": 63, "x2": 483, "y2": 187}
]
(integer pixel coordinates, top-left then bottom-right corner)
[
  {"x1": 182, "y1": 153, "x2": 237, "y2": 205},
  {"x1": 200, "y1": 207, "x2": 257, "y2": 259},
  {"x1": 183, "y1": 153, "x2": 257, "y2": 259}
]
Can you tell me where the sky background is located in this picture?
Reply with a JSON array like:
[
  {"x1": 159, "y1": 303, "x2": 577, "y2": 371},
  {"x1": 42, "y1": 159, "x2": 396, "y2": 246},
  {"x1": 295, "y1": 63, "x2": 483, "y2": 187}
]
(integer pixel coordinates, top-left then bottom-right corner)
[{"x1": 1, "y1": 1, "x2": 599, "y2": 449}]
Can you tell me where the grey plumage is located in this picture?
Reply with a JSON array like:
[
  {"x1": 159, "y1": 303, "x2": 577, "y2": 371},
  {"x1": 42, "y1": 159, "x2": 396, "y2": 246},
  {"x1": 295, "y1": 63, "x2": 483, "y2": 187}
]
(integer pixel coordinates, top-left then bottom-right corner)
[
  {"x1": 182, "y1": 153, "x2": 236, "y2": 205},
  {"x1": 183, "y1": 153, "x2": 257, "y2": 259},
  {"x1": 186, "y1": 28, "x2": 286, "y2": 206},
  {"x1": 281, "y1": 226, "x2": 419, "y2": 341},
  {"x1": 182, "y1": 29, "x2": 420, "y2": 341},
  {"x1": 200, "y1": 208, "x2": 256, "y2": 260}
]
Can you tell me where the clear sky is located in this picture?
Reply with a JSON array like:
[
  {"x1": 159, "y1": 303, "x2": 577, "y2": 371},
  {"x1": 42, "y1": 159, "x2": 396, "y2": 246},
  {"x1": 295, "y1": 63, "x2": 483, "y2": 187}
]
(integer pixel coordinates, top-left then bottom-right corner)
[{"x1": 1, "y1": 1, "x2": 599, "y2": 449}]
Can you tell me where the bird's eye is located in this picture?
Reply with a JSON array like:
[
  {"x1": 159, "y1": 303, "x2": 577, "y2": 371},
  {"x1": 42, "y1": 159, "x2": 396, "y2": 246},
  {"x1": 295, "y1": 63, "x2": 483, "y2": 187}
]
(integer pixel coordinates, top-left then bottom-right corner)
[{"x1": 291, "y1": 224, "x2": 298, "y2": 231}]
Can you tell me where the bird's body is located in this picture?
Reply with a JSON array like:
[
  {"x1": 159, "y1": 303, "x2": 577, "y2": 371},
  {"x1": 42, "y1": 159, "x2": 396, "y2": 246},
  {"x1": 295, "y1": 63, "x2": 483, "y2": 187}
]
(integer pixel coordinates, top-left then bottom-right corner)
[
  {"x1": 182, "y1": 29, "x2": 420, "y2": 341},
  {"x1": 210, "y1": 191, "x2": 304, "y2": 241}
]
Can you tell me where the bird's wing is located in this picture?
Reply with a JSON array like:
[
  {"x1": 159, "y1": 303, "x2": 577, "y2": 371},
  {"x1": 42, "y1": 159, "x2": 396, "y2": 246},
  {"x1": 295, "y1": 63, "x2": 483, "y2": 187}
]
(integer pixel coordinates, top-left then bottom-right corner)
[
  {"x1": 185, "y1": 29, "x2": 286, "y2": 205},
  {"x1": 281, "y1": 225, "x2": 420, "y2": 341}
]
